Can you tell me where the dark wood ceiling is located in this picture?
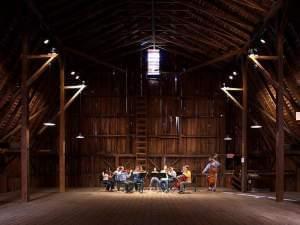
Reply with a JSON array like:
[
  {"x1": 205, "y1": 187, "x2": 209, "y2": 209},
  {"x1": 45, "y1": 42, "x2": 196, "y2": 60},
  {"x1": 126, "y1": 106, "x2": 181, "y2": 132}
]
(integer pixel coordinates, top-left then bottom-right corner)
[
  {"x1": 3, "y1": 0, "x2": 300, "y2": 151},
  {"x1": 32, "y1": 0, "x2": 276, "y2": 67}
]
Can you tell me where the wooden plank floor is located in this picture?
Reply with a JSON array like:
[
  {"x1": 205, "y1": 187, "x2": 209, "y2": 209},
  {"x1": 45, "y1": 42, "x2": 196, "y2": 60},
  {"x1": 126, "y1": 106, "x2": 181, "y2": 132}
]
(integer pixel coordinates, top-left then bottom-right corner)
[{"x1": 0, "y1": 189, "x2": 300, "y2": 225}]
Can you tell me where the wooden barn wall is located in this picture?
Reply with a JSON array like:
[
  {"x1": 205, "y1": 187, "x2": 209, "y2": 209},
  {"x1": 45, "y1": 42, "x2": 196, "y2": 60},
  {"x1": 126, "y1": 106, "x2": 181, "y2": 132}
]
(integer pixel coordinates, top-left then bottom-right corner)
[{"x1": 65, "y1": 72, "x2": 232, "y2": 187}]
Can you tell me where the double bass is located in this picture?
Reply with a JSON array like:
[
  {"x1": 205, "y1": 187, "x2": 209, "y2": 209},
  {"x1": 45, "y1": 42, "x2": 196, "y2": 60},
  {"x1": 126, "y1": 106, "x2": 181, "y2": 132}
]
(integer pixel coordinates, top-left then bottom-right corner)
[{"x1": 207, "y1": 166, "x2": 218, "y2": 188}]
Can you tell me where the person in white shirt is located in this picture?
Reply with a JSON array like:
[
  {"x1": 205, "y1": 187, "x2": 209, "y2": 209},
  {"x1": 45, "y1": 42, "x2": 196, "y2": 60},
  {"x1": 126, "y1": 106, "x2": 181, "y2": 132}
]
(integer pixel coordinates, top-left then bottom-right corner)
[
  {"x1": 150, "y1": 165, "x2": 168, "y2": 191},
  {"x1": 102, "y1": 170, "x2": 114, "y2": 191}
]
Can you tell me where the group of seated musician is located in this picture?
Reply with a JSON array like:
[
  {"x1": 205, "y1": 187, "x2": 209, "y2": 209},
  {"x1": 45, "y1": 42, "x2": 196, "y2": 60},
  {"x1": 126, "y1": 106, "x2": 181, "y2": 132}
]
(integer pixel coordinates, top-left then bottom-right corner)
[
  {"x1": 101, "y1": 155, "x2": 220, "y2": 193},
  {"x1": 102, "y1": 165, "x2": 147, "y2": 193},
  {"x1": 149, "y1": 165, "x2": 192, "y2": 193}
]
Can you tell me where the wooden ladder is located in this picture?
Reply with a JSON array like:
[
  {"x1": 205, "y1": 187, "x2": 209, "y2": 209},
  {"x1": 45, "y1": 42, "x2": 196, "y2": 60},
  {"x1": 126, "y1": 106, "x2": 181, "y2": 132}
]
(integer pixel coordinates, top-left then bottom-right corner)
[{"x1": 135, "y1": 96, "x2": 147, "y2": 169}]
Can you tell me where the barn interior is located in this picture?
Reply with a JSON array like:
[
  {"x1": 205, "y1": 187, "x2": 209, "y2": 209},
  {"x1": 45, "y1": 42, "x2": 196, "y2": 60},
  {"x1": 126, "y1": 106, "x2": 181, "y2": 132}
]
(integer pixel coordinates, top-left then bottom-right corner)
[{"x1": 0, "y1": 0, "x2": 300, "y2": 225}]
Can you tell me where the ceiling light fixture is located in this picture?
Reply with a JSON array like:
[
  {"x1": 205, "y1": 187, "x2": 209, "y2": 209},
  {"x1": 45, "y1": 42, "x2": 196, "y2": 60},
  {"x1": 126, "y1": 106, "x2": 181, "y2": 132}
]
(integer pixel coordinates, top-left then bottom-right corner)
[
  {"x1": 76, "y1": 91, "x2": 85, "y2": 139},
  {"x1": 260, "y1": 39, "x2": 266, "y2": 44},
  {"x1": 75, "y1": 75, "x2": 80, "y2": 80},
  {"x1": 43, "y1": 122, "x2": 56, "y2": 127},
  {"x1": 229, "y1": 75, "x2": 234, "y2": 80},
  {"x1": 76, "y1": 133, "x2": 85, "y2": 139},
  {"x1": 250, "y1": 121, "x2": 263, "y2": 129},
  {"x1": 43, "y1": 39, "x2": 49, "y2": 45},
  {"x1": 233, "y1": 71, "x2": 238, "y2": 76},
  {"x1": 224, "y1": 135, "x2": 232, "y2": 141},
  {"x1": 70, "y1": 71, "x2": 76, "y2": 75}
]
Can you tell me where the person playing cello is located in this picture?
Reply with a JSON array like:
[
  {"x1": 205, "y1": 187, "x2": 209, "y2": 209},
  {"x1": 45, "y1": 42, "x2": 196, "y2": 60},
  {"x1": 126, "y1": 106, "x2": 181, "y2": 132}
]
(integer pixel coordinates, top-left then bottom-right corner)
[{"x1": 177, "y1": 165, "x2": 192, "y2": 193}]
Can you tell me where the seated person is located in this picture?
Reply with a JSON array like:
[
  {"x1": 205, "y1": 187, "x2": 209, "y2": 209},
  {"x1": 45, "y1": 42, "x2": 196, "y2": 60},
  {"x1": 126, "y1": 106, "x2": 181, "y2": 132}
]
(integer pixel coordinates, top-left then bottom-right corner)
[
  {"x1": 178, "y1": 165, "x2": 192, "y2": 193},
  {"x1": 149, "y1": 165, "x2": 168, "y2": 191},
  {"x1": 124, "y1": 169, "x2": 134, "y2": 193},
  {"x1": 160, "y1": 167, "x2": 177, "y2": 192},
  {"x1": 132, "y1": 165, "x2": 145, "y2": 192},
  {"x1": 102, "y1": 170, "x2": 114, "y2": 191},
  {"x1": 149, "y1": 167, "x2": 160, "y2": 190},
  {"x1": 115, "y1": 166, "x2": 128, "y2": 191}
]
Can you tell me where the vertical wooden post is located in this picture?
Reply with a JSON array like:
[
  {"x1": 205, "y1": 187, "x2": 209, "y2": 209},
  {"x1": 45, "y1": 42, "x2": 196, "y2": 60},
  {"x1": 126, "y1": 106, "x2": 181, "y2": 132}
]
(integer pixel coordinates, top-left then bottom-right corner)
[
  {"x1": 59, "y1": 56, "x2": 66, "y2": 192},
  {"x1": 178, "y1": 78, "x2": 183, "y2": 154},
  {"x1": 241, "y1": 55, "x2": 248, "y2": 192},
  {"x1": 21, "y1": 33, "x2": 30, "y2": 202},
  {"x1": 91, "y1": 155, "x2": 95, "y2": 187},
  {"x1": 275, "y1": 8, "x2": 286, "y2": 201}
]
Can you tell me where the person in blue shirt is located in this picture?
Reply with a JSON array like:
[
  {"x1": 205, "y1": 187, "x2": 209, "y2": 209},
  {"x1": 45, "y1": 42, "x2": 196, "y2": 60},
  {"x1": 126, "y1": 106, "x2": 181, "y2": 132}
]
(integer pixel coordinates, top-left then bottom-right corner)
[{"x1": 114, "y1": 166, "x2": 129, "y2": 191}]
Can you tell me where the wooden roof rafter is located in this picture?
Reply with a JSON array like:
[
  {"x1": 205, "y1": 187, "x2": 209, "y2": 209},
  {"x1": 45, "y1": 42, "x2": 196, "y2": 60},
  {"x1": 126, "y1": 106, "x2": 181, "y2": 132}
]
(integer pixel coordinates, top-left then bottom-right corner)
[
  {"x1": 184, "y1": 1, "x2": 253, "y2": 37},
  {"x1": 157, "y1": 24, "x2": 228, "y2": 51},
  {"x1": 215, "y1": 0, "x2": 263, "y2": 24},
  {"x1": 52, "y1": 1, "x2": 127, "y2": 31}
]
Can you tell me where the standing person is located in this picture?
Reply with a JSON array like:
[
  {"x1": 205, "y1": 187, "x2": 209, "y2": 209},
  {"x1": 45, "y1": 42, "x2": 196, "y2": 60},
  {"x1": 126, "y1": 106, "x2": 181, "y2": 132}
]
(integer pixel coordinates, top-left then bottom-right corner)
[
  {"x1": 202, "y1": 154, "x2": 221, "y2": 192},
  {"x1": 178, "y1": 165, "x2": 192, "y2": 193}
]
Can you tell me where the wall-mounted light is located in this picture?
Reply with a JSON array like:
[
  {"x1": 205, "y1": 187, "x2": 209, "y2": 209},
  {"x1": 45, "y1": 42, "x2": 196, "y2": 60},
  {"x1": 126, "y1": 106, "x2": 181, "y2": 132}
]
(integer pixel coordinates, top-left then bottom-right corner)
[{"x1": 248, "y1": 48, "x2": 258, "y2": 58}]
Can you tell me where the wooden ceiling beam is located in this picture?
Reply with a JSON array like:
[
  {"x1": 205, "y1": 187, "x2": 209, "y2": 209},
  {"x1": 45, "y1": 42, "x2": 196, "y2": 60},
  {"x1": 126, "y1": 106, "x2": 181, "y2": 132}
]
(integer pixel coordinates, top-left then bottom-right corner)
[
  {"x1": 164, "y1": 14, "x2": 244, "y2": 47},
  {"x1": 181, "y1": 0, "x2": 283, "y2": 72},
  {"x1": 211, "y1": 0, "x2": 262, "y2": 24},
  {"x1": 229, "y1": 0, "x2": 266, "y2": 13},
  {"x1": 64, "y1": 47, "x2": 126, "y2": 73},
  {"x1": 26, "y1": 53, "x2": 58, "y2": 87},
  {"x1": 183, "y1": 48, "x2": 242, "y2": 73},
  {"x1": 183, "y1": 1, "x2": 252, "y2": 35},
  {"x1": 156, "y1": 36, "x2": 210, "y2": 57},
  {"x1": 158, "y1": 25, "x2": 227, "y2": 50},
  {"x1": 156, "y1": 46, "x2": 205, "y2": 63},
  {"x1": 53, "y1": 1, "x2": 126, "y2": 31},
  {"x1": 38, "y1": 84, "x2": 86, "y2": 135}
]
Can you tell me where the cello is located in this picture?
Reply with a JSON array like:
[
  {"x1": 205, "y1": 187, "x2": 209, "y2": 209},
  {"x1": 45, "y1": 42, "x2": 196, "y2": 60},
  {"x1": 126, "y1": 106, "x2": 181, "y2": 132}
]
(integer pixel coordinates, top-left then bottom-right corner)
[{"x1": 175, "y1": 173, "x2": 187, "y2": 189}]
